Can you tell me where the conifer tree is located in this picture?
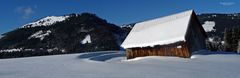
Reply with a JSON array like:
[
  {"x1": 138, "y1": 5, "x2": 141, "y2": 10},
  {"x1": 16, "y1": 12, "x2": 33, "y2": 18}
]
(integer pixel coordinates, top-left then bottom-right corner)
[{"x1": 238, "y1": 40, "x2": 240, "y2": 53}]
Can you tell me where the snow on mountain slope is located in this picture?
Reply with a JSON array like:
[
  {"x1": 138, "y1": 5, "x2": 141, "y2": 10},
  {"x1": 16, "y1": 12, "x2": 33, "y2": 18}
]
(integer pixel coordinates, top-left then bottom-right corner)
[
  {"x1": 0, "y1": 51, "x2": 239, "y2": 78},
  {"x1": 21, "y1": 16, "x2": 69, "y2": 28},
  {"x1": 0, "y1": 48, "x2": 23, "y2": 53},
  {"x1": 81, "y1": 34, "x2": 91, "y2": 44},
  {"x1": 28, "y1": 30, "x2": 51, "y2": 40},
  {"x1": 202, "y1": 21, "x2": 216, "y2": 32},
  {"x1": 0, "y1": 48, "x2": 36, "y2": 53}
]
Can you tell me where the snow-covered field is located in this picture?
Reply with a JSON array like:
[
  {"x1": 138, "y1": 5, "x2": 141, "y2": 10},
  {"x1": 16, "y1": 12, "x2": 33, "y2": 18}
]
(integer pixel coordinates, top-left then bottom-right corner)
[{"x1": 0, "y1": 50, "x2": 240, "y2": 78}]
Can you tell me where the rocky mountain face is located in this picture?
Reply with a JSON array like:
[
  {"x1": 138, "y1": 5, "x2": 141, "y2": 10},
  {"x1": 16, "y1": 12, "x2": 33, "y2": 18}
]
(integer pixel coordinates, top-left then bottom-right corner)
[{"x1": 0, "y1": 13, "x2": 125, "y2": 58}]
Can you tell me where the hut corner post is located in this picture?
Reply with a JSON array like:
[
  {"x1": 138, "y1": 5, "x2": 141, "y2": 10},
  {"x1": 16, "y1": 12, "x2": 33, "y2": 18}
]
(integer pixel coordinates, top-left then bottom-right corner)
[{"x1": 126, "y1": 49, "x2": 132, "y2": 59}]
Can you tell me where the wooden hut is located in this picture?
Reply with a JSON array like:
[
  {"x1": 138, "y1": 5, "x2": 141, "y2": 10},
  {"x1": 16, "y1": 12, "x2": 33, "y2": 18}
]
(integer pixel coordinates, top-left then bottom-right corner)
[{"x1": 121, "y1": 10, "x2": 207, "y2": 59}]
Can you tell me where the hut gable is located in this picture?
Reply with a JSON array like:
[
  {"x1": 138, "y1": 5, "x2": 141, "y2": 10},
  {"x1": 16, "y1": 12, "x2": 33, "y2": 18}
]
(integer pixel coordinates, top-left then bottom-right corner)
[{"x1": 121, "y1": 10, "x2": 207, "y2": 59}]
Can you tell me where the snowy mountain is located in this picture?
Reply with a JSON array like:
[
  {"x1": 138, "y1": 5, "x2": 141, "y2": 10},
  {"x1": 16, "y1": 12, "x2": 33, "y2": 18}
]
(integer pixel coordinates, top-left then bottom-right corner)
[
  {"x1": 0, "y1": 13, "x2": 125, "y2": 58},
  {"x1": 21, "y1": 16, "x2": 69, "y2": 28},
  {"x1": 0, "y1": 51, "x2": 239, "y2": 78}
]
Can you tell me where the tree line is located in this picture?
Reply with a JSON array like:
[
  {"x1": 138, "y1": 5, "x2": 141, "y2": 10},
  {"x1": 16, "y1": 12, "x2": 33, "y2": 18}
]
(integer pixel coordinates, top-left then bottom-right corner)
[{"x1": 207, "y1": 26, "x2": 240, "y2": 53}]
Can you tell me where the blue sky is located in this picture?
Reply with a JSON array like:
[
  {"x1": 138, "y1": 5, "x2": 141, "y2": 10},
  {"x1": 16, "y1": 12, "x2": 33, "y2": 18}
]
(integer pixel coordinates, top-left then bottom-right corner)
[{"x1": 0, "y1": 0, "x2": 240, "y2": 34}]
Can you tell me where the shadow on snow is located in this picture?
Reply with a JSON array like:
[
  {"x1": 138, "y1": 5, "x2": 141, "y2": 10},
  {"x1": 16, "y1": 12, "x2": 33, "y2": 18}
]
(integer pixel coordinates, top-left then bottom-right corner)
[{"x1": 78, "y1": 51, "x2": 125, "y2": 62}]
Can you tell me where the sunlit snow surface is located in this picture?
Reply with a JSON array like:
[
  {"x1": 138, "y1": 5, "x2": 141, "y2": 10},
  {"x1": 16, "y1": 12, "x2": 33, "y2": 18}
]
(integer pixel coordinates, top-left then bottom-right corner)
[{"x1": 0, "y1": 50, "x2": 240, "y2": 78}]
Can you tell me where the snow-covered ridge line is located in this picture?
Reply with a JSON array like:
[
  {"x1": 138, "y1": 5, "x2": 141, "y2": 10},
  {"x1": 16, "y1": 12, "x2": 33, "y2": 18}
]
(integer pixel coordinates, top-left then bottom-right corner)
[
  {"x1": 21, "y1": 15, "x2": 69, "y2": 28},
  {"x1": 120, "y1": 24, "x2": 134, "y2": 28}
]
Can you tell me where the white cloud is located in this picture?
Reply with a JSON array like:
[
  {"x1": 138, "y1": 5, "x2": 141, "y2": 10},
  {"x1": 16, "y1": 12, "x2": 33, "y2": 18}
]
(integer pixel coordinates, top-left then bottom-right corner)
[
  {"x1": 219, "y1": 2, "x2": 236, "y2": 6},
  {"x1": 15, "y1": 6, "x2": 35, "y2": 19}
]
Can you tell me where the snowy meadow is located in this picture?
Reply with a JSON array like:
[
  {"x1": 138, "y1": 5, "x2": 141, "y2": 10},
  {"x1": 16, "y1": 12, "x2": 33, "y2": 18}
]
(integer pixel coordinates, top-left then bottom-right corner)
[{"x1": 0, "y1": 50, "x2": 240, "y2": 78}]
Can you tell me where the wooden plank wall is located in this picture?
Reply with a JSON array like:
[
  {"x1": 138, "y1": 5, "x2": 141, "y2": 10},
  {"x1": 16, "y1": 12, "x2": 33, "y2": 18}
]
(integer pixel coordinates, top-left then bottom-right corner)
[{"x1": 126, "y1": 43, "x2": 191, "y2": 59}]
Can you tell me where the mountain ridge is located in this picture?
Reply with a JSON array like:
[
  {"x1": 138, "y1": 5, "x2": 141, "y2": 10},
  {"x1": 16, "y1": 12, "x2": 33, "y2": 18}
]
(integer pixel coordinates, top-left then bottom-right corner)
[{"x1": 0, "y1": 13, "x2": 126, "y2": 58}]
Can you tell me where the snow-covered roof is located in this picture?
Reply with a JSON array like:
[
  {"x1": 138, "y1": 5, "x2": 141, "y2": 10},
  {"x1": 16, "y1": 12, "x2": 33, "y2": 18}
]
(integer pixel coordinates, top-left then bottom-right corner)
[{"x1": 121, "y1": 10, "x2": 194, "y2": 48}]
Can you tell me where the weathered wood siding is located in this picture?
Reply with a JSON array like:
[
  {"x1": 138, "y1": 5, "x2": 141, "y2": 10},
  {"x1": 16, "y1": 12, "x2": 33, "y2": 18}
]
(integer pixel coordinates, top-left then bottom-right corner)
[{"x1": 126, "y1": 42, "x2": 190, "y2": 59}]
